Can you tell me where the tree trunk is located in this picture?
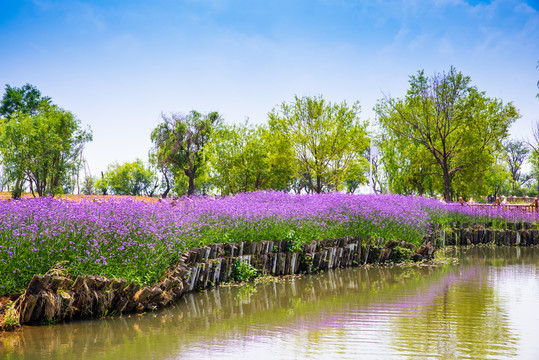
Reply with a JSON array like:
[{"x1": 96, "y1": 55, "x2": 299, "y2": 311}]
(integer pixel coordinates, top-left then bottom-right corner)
[
  {"x1": 149, "y1": 183, "x2": 159, "y2": 197},
  {"x1": 162, "y1": 172, "x2": 170, "y2": 199},
  {"x1": 316, "y1": 174, "x2": 322, "y2": 193},
  {"x1": 11, "y1": 177, "x2": 23, "y2": 199},
  {"x1": 187, "y1": 175, "x2": 195, "y2": 196},
  {"x1": 442, "y1": 168, "x2": 452, "y2": 202},
  {"x1": 100, "y1": 171, "x2": 107, "y2": 195}
]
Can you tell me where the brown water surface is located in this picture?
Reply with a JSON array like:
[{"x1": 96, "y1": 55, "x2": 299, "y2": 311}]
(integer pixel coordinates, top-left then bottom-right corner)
[{"x1": 1, "y1": 246, "x2": 538, "y2": 359}]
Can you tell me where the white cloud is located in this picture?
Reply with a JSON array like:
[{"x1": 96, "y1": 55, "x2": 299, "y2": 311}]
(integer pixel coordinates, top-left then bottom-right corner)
[
  {"x1": 394, "y1": 26, "x2": 411, "y2": 43},
  {"x1": 514, "y1": 1, "x2": 537, "y2": 14}
]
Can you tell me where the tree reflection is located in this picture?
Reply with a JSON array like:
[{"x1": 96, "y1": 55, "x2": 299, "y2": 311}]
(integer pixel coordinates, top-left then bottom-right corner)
[{"x1": 390, "y1": 266, "x2": 519, "y2": 359}]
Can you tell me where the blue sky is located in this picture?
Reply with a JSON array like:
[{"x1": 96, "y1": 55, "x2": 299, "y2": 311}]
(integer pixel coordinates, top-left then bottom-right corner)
[{"x1": 1, "y1": 0, "x2": 538, "y2": 175}]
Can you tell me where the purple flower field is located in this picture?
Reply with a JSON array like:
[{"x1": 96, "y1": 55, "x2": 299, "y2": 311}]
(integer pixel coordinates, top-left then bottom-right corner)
[{"x1": 0, "y1": 191, "x2": 536, "y2": 295}]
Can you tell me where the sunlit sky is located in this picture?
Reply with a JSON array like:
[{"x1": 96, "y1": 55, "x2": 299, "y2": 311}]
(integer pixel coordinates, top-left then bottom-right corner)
[{"x1": 1, "y1": 0, "x2": 538, "y2": 175}]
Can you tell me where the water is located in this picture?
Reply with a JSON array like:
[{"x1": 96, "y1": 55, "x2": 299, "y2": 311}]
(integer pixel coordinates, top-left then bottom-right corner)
[{"x1": 1, "y1": 247, "x2": 538, "y2": 360}]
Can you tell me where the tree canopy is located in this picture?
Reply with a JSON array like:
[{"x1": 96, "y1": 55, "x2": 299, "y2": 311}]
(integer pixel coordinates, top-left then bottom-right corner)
[
  {"x1": 0, "y1": 85, "x2": 92, "y2": 198},
  {"x1": 376, "y1": 67, "x2": 519, "y2": 201},
  {"x1": 99, "y1": 159, "x2": 157, "y2": 196},
  {"x1": 269, "y1": 95, "x2": 369, "y2": 193},
  {"x1": 150, "y1": 110, "x2": 221, "y2": 196},
  {"x1": 502, "y1": 139, "x2": 530, "y2": 193},
  {"x1": 207, "y1": 122, "x2": 295, "y2": 195},
  {"x1": 0, "y1": 83, "x2": 51, "y2": 117}
]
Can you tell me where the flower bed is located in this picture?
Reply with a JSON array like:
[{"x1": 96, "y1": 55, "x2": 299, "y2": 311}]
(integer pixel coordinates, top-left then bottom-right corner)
[{"x1": 0, "y1": 191, "x2": 537, "y2": 296}]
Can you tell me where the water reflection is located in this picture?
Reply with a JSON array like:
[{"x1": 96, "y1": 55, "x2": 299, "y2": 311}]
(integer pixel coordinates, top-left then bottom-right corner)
[
  {"x1": 391, "y1": 267, "x2": 518, "y2": 359},
  {"x1": 1, "y1": 247, "x2": 538, "y2": 360}
]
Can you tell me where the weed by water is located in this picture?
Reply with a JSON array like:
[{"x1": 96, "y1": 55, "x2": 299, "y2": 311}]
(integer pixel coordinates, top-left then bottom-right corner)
[
  {"x1": 1, "y1": 301, "x2": 20, "y2": 330},
  {"x1": 233, "y1": 259, "x2": 258, "y2": 282}
]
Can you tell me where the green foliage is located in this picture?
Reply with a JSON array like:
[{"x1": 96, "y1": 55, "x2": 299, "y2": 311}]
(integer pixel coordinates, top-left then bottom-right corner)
[
  {"x1": 376, "y1": 135, "x2": 438, "y2": 196},
  {"x1": 284, "y1": 230, "x2": 305, "y2": 253},
  {"x1": 472, "y1": 139, "x2": 532, "y2": 198},
  {"x1": 233, "y1": 259, "x2": 258, "y2": 282},
  {"x1": 376, "y1": 66, "x2": 519, "y2": 201},
  {"x1": 344, "y1": 157, "x2": 369, "y2": 193},
  {"x1": 81, "y1": 175, "x2": 96, "y2": 195},
  {"x1": 502, "y1": 139, "x2": 530, "y2": 192},
  {"x1": 0, "y1": 91, "x2": 92, "y2": 198},
  {"x1": 101, "y1": 159, "x2": 158, "y2": 196},
  {"x1": 1, "y1": 301, "x2": 20, "y2": 330},
  {"x1": 478, "y1": 159, "x2": 511, "y2": 199},
  {"x1": 150, "y1": 110, "x2": 221, "y2": 196},
  {"x1": 391, "y1": 247, "x2": 413, "y2": 263},
  {"x1": 530, "y1": 150, "x2": 539, "y2": 192},
  {"x1": 94, "y1": 174, "x2": 108, "y2": 195},
  {"x1": 268, "y1": 95, "x2": 370, "y2": 193},
  {"x1": 0, "y1": 83, "x2": 50, "y2": 116},
  {"x1": 208, "y1": 121, "x2": 295, "y2": 194}
]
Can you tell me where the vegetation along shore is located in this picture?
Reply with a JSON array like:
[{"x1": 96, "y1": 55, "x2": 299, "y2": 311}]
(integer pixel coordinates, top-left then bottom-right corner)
[{"x1": 2, "y1": 191, "x2": 539, "y2": 329}]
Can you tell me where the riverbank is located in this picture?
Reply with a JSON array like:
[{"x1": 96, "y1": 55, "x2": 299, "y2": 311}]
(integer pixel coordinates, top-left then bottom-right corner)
[
  {"x1": 3, "y1": 192, "x2": 539, "y2": 331},
  {"x1": 6, "y1": 219, "x2": 539, "y2": 330},
  {"x1": 4, "y1": 246, "x2": 536, "y2": 360},
  {"x1": 2, "y1": 235, "x2": 436, "y2": 330}
]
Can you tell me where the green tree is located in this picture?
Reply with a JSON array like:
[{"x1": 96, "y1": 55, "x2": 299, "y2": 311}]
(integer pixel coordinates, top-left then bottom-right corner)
[
  {"x1": 0, "y1": 99, "x2": 92, "y2": 198},
  {"x1": 268, "y1": 95, "x2": 369, "y2": 193},
  {"x1": 148, "y1": 143, "x2": 175, "y2": 198},
  {"x1": 527, "y1": 121, "x2": 539, "y2": 197},
  {"x1": 376, "y1": 67, "x2": 519, "y2": 201},
  {"x1": 150, "y1": 110, "x2": 221, "y2": 196},
  {"x1": 102, "y1": 159, "x2": 158, "y2": 196},
  {"x1": 370, "y1": 152, "x2": 385, "y2": 194},
  {"x1": 0, "y1": 83, "x2": 51, "y2": 117},
  {"x1": 376, "y1": 134, "x2": 438, "y2": 196},
  {"x1": 502, "y1": 139, "x2": 530, "y2": 194},
  {"x1": 343, "y1": 157, "x2": 369, "y2": 193},
  {"x1": 95, "y1": 172, "x2": 108, "y2": 196},
  {"x1": 208, "y1": 122, "x2": 295, "y2": 194},
  {"x1": 81, "y1": 174, "x2": 96, "y2": 195}
]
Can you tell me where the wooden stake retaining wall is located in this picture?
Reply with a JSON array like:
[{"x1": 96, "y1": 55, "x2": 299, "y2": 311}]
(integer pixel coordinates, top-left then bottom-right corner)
[
  {"x1": 12, "y1": 236, "x2": 429, "y2": 326},
  {"x1": 15, "y1": 221, "x2": 534, "y2": 327},
  {"x1": 426, "y1": 222, "x2": 539, "y2": 247}
]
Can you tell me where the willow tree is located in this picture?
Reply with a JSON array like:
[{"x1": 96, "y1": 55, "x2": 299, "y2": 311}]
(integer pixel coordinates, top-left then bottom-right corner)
[
  {"x1": 376, "y1": 67, "x2": 519, "y2": 201},
  {"x1": 150, "y1": 110, "x2": 221, "y2": 196},
  {"x1": 269, "y1": 95, "x2": 369, "y2": 193}
]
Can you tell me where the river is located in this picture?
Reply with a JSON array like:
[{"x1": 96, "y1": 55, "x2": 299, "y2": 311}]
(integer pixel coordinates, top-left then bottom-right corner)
[{"x1": 1, "y1": 246, "x2": 538, "y2": 359}]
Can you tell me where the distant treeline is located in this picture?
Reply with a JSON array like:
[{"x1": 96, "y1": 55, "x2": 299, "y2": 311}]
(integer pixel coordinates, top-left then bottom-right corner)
[{"x1": 1, "y1": 66, "x2": 535, "y2": 201}]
